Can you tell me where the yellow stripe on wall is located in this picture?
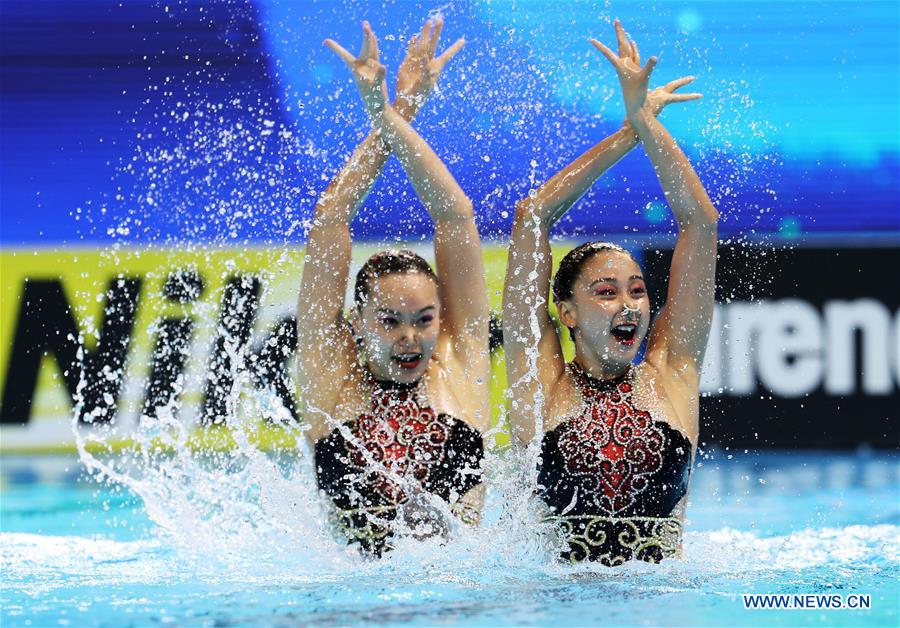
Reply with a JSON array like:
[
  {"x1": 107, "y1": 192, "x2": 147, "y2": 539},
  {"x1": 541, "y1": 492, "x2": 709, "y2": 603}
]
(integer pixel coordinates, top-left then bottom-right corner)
[{"x1": 0, "y1": 244, "x2": 577, "y2": 454}]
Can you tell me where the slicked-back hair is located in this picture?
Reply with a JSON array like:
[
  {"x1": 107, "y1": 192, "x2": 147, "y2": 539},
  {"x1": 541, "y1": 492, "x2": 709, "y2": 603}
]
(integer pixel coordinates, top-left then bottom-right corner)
[
  {"x1": 552, "y1": 241, "x2": 639, "y2": 304},
  {"x1": 354, "y1": 249, "x2": 438, "y2": 308}
]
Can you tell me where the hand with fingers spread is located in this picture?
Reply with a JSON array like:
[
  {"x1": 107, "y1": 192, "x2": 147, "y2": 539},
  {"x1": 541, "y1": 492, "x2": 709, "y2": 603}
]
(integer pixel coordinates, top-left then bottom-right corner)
[
  {"x1": 590, "y1": 19, "x2": 660, "y2": 120},
  {"x1": 645, "y1": 76, "x2": 702, "y2": 118},
  {"x1": 325, "y1": 21, "x2": 389, "y2": 120},
  {"x1": 395, "y1": 16, "x2": 465, "y2": 121}
]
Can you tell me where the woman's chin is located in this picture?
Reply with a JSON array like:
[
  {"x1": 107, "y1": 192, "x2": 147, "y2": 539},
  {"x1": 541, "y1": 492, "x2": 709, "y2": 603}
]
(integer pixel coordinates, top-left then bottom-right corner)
[
  {"x1": 613, "y1": 339, "x2": 639, "y2": 356},
  {"x1": 594, "y1": 338, "x2": 639, "y2": 366},
  {"x1": 388, "y1": 359, "x2": 427, "y2": 382}
]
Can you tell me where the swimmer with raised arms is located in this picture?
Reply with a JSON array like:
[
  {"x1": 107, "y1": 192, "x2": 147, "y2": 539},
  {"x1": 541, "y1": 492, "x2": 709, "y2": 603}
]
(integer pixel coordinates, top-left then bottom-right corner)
[
  {"x1": 298, "y1": 18, "x2": 489, "y2": 556},
  {"x1": 503, "y1": 20, "x2": 718, "y2": 565}
]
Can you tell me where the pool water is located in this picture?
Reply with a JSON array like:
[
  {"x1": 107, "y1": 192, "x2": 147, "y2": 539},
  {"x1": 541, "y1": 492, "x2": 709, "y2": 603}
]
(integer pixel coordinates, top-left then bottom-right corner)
[{"x1": 2, "y1": 450, "x2": 898, "y2": 626}]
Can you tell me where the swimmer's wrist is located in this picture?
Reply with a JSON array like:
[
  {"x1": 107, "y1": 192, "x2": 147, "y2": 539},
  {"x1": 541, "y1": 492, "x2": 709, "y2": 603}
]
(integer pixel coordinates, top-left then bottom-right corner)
[
  {"x1": 621, "y1": 120, "x2": 639, "y2": 142},
  {"x1": 392, "y1": 103, "x2": 413, "y2": 121},
  {"x1": 373, "y1": 106, "x2": 408, "y2": 140},
  {"x1": 627, "y1": 108, "x2": 654, "y2": 133},
  {"x1": 366, "y1": 126, "x2": 391, "y2": 153},
  {"x1": 393, "y1": 94, "x2": 419, "y2": 122},
  {"x1": 379, "y1": 104, "x2": 402, "y2": 124},
  {"x1": 368, "y1": 104, "x2": 392, "y2": 130}
]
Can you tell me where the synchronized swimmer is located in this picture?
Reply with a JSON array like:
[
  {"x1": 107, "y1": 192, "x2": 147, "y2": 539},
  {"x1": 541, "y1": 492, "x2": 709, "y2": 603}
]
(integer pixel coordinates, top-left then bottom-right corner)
[
  {"x1": 298, "y1": 18, "x2": 489, "y2": 556},
  {"x1": 300, "y1": 17, "x2": 717, "y2": 564},
  {"x1": 503, "y1": 20, "x2": 717, "y2": 565}
]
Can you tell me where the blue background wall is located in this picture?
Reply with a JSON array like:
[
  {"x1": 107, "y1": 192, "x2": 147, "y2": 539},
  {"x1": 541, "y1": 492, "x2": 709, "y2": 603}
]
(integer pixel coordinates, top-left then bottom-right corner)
[{"x1": 2, "y1": 0, "x2": 898, "y2": 245}]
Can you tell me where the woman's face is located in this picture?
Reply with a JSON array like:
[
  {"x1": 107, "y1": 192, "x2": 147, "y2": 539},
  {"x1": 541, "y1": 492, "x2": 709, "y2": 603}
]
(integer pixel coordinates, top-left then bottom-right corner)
[
  {"x1": 355, "y1": 271, "x2": 441, "y2": 384},
  {"x1": 559, "y1": 251, "x2": 651, "y2": 369}
]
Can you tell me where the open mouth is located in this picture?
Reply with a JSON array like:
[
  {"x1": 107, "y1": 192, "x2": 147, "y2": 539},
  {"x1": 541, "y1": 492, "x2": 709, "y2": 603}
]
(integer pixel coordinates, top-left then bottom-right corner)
[
  {"x1": 610, "y1": 323, "x2": 638, "y2": 346},
  {"x1": 391, "y1": 352, "x2": 423, "y2": 370}
]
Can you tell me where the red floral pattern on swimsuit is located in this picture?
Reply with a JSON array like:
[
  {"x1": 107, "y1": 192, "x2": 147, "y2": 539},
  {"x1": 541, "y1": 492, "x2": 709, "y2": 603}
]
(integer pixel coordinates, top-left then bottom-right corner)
[
  {"x1": 346, "y1": 378, "x2": 451, "y2": 504},
  {"x1": 556, "y1": 362, "x2": 666, "y2": 516}
]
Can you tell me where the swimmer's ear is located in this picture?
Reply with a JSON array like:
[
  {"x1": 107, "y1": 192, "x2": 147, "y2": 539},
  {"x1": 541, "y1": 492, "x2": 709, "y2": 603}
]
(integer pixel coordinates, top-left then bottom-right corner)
[
  {"x1": 557, "y1": 300, "x2": 577, "y2": 330},
  {"x1": 348, "y1": 312, "x2": 366, "y2": 350},
  {"x1": 347, "y1": 308, "x2": 361, "y2": 335}
]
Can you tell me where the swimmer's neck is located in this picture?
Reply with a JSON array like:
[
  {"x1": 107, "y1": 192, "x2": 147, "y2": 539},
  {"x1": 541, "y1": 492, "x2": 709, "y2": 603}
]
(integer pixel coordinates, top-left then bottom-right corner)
[{"x1": 572, "y1": 352, "x2": 631, "y2": 382}]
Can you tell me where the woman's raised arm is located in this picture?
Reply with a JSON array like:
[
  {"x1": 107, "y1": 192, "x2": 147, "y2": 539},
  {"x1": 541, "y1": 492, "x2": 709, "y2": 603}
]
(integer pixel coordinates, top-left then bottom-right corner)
[
  {"x1": 297, "y1": 20, "x2": 462, "y2": 432},
  {"x1": 634, "y1": 110, "x2": 718, "y2": 377},
  {"x1": 503, "y1": 23, "x2": 700, "y2": 444},
  {"x1": 592, "y1": 20, "x2": 718, "y2": 381},
  {"x1": 330, "y1": 21, "x2": 487, "y2": 366}
]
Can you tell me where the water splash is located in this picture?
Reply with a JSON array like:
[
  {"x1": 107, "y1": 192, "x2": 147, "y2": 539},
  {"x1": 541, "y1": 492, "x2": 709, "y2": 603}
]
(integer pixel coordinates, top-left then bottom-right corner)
[{"x1": 62, "y1": 0, "x2": 841, "y2": 582}]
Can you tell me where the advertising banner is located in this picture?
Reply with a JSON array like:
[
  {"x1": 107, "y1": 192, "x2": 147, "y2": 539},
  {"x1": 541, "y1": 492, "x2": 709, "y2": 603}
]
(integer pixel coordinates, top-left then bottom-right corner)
[
  {"x1": 2, "y1": 244, "x2": 896, "y2": 451},
  {"x1": 646, "y1": 245, "x2": 900, "y2": 448}
]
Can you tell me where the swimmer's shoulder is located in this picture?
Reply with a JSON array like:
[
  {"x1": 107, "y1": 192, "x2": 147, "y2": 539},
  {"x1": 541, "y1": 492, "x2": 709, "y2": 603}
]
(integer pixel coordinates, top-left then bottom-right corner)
[
  {"x1": 426, "y1": 352, "x2": 490, "y2": 432},
  {"x1": 542, "y1": 367, "x2": 584, "y2": 433},
  {"x1": 428, "y1": 348, "x2": 489, "y2": 391},
  {"x1": 634, "y1": 361, "x2": 699, "y2": 445},
  {"x1": 434, "y1": 332, "x2": 491, "y2": 378},
  {"x1": 304, "y1": 365, "x2": 369, "y2": 443}
]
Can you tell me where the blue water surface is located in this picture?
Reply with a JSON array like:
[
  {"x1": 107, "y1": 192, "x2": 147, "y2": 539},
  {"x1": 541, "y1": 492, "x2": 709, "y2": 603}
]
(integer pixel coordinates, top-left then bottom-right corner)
[{"x1": 1, "y1": 450, "x2": 898, "y2": 626}]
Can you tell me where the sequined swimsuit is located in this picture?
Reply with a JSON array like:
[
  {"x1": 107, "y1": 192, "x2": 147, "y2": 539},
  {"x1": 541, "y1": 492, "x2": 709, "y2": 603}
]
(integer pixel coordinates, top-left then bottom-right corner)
[
  {"x1": 314, "y1": 373, "x2": 484, "y2": 556},
  {"x1": 538, "y1": 362, "x2": 692, "y2": 565}
]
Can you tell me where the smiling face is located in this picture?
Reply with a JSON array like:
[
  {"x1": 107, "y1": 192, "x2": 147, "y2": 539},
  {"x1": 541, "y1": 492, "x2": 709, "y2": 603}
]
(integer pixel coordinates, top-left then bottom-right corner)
[
  {"x1": 354, "y1": 271, "x2": 441, "y2": 384},
  {"x1": 557, "y1": 250, "x2": 651, "y2": 372}
]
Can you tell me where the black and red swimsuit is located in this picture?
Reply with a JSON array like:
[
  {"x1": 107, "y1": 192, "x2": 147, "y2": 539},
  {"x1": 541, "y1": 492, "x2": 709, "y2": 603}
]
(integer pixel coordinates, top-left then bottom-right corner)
[
  {"x1": 538, "y1": 362, "x2": 692, "y2": 565},
  {"x1": 314, "y1": 374, "x2": 484, "y2": 556}
]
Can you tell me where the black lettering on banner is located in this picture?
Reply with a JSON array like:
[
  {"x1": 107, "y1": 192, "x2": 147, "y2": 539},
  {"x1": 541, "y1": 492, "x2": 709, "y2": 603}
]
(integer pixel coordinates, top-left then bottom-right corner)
[
  {"x1": 141, "y1": 270, "x2": 205, "y2": 421},
  {"x1": 141, "y1": 318, "x2": 194, "y2": 421},
  {"x1": 201, "y1": 274, "x2": 262, "y2": 425},
  {"x1": 248, "y1": 316, "x2": 299, "y2": 423},
  {"x1": 0, "y1": 277, "x2": 142, "y2": 425}
]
